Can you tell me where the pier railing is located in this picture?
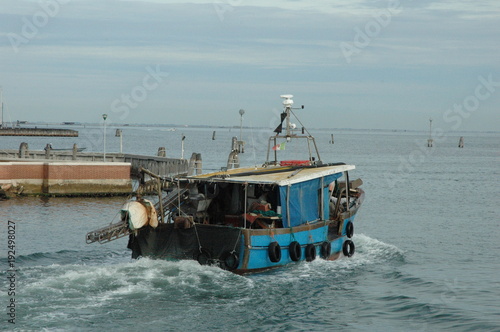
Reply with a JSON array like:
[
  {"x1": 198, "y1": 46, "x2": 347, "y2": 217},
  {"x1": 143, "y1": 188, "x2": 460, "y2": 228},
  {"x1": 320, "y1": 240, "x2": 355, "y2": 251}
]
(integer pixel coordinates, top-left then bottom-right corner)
[{"x1": 0, "y1": 146, "x2": 195, "y2": 179}]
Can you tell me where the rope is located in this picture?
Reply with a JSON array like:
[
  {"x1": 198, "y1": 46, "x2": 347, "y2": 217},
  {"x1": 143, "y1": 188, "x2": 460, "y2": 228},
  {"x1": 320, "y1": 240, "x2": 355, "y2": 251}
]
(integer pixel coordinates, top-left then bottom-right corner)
[
  {"x1": 323, "y1": 219, "x2": 328, "y2": 241},
  {"x1": 177, "y1": 179, "x2": 182, "y2": 216},
  {"x1": 192, "y1": 222, "x2": 202, "y2": 252},
  {"x1": 231, "y1": 229, "x2": 242, "y2": 254},
  {"x1": 306, "y1": 222, "x2": 313, "y2": 244},
  {"x1": 269, "y1": 227, "x2": 276, "y2": 241},
  {"x1": 290, "y1": 227, "x2": 296, "y2": 242}
]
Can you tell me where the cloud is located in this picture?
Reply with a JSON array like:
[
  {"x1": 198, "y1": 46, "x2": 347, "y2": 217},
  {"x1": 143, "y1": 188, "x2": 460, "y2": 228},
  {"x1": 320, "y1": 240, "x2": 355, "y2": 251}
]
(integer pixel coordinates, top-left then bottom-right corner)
[{"x1": 0, "y1": 0, "x2": 499, "y2": 131}]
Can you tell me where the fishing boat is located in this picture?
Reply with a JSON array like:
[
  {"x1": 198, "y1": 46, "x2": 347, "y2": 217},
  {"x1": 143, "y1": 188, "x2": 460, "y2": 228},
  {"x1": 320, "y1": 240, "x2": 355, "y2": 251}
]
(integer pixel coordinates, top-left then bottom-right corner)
[{"x1": 86, "y1": 95, "x2": 364, "y2": 273}]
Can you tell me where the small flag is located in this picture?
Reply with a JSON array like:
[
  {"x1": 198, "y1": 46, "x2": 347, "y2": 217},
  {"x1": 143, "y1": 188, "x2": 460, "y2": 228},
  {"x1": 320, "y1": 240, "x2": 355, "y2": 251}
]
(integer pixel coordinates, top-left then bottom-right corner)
[{"x1": 272, "y1": 142, "x2": 286, "y2": 151}]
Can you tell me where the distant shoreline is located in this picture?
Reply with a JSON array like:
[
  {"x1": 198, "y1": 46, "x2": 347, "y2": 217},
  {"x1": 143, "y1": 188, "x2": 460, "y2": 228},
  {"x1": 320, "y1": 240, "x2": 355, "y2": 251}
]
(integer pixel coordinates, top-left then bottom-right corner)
[{"x1": 1, "y1": 122, "x2": 497, "y2": 135}]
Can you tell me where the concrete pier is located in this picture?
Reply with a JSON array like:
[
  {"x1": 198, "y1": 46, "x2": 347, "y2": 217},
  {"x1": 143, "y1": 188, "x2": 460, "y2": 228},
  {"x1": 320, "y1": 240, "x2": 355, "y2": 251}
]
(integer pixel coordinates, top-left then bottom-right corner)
[
  {"x1": 0, "y1": 161, "x2": 131, "y2": 195},
  {"x1": 0, "y1": 144, "x2": 194, "y2": 196},
  {"x1": 0, "y1": 144, "x2": 189, "y2": 178}
]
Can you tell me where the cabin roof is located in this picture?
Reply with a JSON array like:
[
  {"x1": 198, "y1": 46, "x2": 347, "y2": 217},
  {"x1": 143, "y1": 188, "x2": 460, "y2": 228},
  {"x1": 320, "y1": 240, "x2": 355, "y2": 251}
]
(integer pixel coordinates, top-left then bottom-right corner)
[{"x1": 185, "y1": 164, "x2": 355, "y2": 186}]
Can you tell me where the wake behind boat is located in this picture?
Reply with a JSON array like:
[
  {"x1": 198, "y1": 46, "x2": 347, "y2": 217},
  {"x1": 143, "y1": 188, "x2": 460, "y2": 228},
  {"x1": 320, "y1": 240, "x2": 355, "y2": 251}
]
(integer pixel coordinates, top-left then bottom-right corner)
[{"x1": 87, "y1": 95, "x2": 365, "y2": 273}]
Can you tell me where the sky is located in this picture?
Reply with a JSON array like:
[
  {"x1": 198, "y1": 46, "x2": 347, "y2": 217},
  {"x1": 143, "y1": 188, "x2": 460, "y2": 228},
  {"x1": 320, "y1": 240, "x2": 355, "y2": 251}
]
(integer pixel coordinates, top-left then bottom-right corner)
[{"x1": 0, "y1": 0, "x2": 499, "y2": 131}]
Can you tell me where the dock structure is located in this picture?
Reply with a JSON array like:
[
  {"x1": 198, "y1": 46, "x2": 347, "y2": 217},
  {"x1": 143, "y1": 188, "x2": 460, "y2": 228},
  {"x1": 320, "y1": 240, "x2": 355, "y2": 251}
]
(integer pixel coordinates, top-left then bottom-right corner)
[
  {"x1": 125, "y1": 153, "x2": 191, "y2": 179},
  {"x1": 0, "y1": 143, "x2": 190, "y2": 177},
  {"x1": 0, "y1": 128, "x2": 78, "y2": 136},
  {"x1": 0, "y1": 143, "x2": 196, "y2": 196},
  {"x1": 0, "y1": 161, "x2": 132, "y2": 195}
]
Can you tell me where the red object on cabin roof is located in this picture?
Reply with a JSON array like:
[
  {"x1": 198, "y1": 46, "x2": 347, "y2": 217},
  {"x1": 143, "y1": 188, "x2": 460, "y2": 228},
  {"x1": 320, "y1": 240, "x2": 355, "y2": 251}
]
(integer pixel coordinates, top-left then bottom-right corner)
[{"x1": 279, "y1": 160, "x2": 311, "y2": 167}]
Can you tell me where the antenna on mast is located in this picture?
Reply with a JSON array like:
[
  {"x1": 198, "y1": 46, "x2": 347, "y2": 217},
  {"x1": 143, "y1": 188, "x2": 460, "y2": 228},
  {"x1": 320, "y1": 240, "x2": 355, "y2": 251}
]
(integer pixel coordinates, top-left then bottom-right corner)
[
  {"x1": 275, "y1": 94, "x2": 304, "y2": 137},
  {"x1": 280, "y1": 95, "x2": 293, "y2": 137},
  {"x1": 267, "y1": 94, "x2": 320, "y2": 166}
]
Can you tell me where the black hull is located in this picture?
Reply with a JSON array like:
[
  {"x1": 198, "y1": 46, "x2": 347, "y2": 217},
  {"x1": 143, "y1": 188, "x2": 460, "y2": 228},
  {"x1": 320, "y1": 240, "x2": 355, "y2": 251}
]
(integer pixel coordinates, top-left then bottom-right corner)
[{"x1": 127, "y1": 223, "x2": 242, "y2": 264}]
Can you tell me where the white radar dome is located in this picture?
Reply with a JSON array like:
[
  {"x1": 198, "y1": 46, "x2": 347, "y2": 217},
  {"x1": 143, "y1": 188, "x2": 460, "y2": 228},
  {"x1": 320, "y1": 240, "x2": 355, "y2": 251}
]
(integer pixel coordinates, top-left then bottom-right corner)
[{"x1": 280, "y1": 94, "x2": 294, "y2": 106}]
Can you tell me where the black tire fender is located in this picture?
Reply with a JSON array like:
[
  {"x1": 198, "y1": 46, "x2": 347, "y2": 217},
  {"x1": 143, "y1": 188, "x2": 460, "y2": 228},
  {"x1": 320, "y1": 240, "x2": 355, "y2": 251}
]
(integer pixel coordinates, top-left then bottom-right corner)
[
  {"x1": 195, "y1": 247, "x2": 212, "y2": 265},
  {"x1": 346, "y1": 222, "x2": 354, "y2": 238},
  {"x1": 321, "y1": 241, "x2": 331, "y2": 259},
  {"x1": 268, "y1": 241, "x2": 281, "y2": 263},
  {"x1": 305, "y1": 244, "x2": 316, "y2": 262},
  {"x1": 289, "y1": 241, "x2": 301, "y2": 262},
  {"x1": 342, "y1": 240, "x2": 355, "y2": 257},
  {"x1": 220, "y1": 251, "x2": 239, "y2": 271}
]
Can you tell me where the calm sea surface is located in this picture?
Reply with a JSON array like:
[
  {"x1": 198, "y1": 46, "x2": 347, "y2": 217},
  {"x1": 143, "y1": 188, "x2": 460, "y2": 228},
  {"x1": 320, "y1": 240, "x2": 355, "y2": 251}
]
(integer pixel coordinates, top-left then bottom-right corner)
[{"x1": 1, "y1": 126, "x2": 499, "y2": 331}]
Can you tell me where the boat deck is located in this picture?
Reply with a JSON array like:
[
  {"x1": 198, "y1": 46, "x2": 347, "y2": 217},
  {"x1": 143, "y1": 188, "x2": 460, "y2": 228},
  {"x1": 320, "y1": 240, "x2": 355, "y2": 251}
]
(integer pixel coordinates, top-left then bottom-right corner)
[{"x1": 187, "y1": 163, "x2": 355, "y2": 186}]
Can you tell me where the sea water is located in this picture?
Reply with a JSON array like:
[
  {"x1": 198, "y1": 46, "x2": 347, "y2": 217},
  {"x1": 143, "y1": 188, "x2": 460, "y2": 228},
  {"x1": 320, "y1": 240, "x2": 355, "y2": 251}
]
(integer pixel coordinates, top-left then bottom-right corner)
[{"x1": 0, "y1": 126, "x2": 499, "y2": 331}]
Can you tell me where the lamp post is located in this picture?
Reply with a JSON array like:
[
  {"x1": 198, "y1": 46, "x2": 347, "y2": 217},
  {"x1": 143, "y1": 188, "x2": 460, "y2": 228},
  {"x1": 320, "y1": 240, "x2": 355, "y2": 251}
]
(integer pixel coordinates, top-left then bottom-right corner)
[
  {"x1": 238, "y1": 109, "x2": 245, "y2": 153},
  {"x1": 239, "y1": 109, "x2": 245, "y2": 141},
  {"x1": 181, "y1": 133, "x2": 186, "y2": 159},
  {"x1": 102, "y1": 113, "x2": 108, "y2": 160}
]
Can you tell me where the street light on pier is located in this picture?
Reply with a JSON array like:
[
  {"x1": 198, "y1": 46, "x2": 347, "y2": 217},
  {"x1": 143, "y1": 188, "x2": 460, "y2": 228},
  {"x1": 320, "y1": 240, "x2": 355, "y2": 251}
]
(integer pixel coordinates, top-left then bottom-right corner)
[
  {"x1": 181, "y1": 133, "x2": 186, "y2": 160},
  {"x1": 238, "y1": 109, "x2": 245, "y2": 153},
  {"x1": 102, "y1": 113, "x2": 108, "y2": 161},
  {"x1": 239, "y1": 109, "x2": 245, "y2": 141}
]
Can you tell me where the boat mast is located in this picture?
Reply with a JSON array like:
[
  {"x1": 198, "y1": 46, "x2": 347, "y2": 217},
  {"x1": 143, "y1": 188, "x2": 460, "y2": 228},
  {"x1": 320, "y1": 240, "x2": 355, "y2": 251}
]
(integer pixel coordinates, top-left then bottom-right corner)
[
  {"x1": 265, "y1": 95, "x2": 322, "y2": 165},
  {"x1": 282, "y1": 94, "x2": 293, "y2": 137}
]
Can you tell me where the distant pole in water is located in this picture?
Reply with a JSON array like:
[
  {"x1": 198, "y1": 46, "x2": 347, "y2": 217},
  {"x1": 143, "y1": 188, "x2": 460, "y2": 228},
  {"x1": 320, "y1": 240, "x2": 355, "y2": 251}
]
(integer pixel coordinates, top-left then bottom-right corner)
[
  {"x1": 115, "y1": 129, "x2": 123, "y2": 153},
  {"x1": 427, "y1": 118, "x2": 433, "y2": 147},
  {"x1": 212, "y1": 130, "x2": 216, "y2": 140},
  {"x1": 459, "y1": 136, "x2": 464, "y2": 148},
  {"x1": 102, "y1": 113, "x2": 108, "y2": 160},
  {"x1": 330, "y1": 134, "x2": 334, "y2": 144}
]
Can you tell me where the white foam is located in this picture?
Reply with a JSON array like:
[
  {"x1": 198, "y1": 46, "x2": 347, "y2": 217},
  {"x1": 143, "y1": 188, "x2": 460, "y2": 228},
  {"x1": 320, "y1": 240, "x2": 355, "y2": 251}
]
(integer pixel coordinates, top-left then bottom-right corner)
[
  {"x1": 21, "y1": 234, "x2": 402, "y2": 310},
  {"x1": 353, "y1": 233, "x2": 405, "y2": 261},
  {"x1": 248, "y1": 234, "x2": 405, "y2": 282},
  {"x1": 22, "y1": 257, "x2": 255, "y2": 310}
]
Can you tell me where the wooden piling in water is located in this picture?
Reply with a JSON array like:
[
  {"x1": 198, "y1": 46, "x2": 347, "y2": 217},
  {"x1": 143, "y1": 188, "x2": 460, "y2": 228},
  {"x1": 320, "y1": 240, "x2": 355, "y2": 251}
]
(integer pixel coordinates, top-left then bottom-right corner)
[{"x1": 458, "y1": 136, "x2": 464, "y2": 148}]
